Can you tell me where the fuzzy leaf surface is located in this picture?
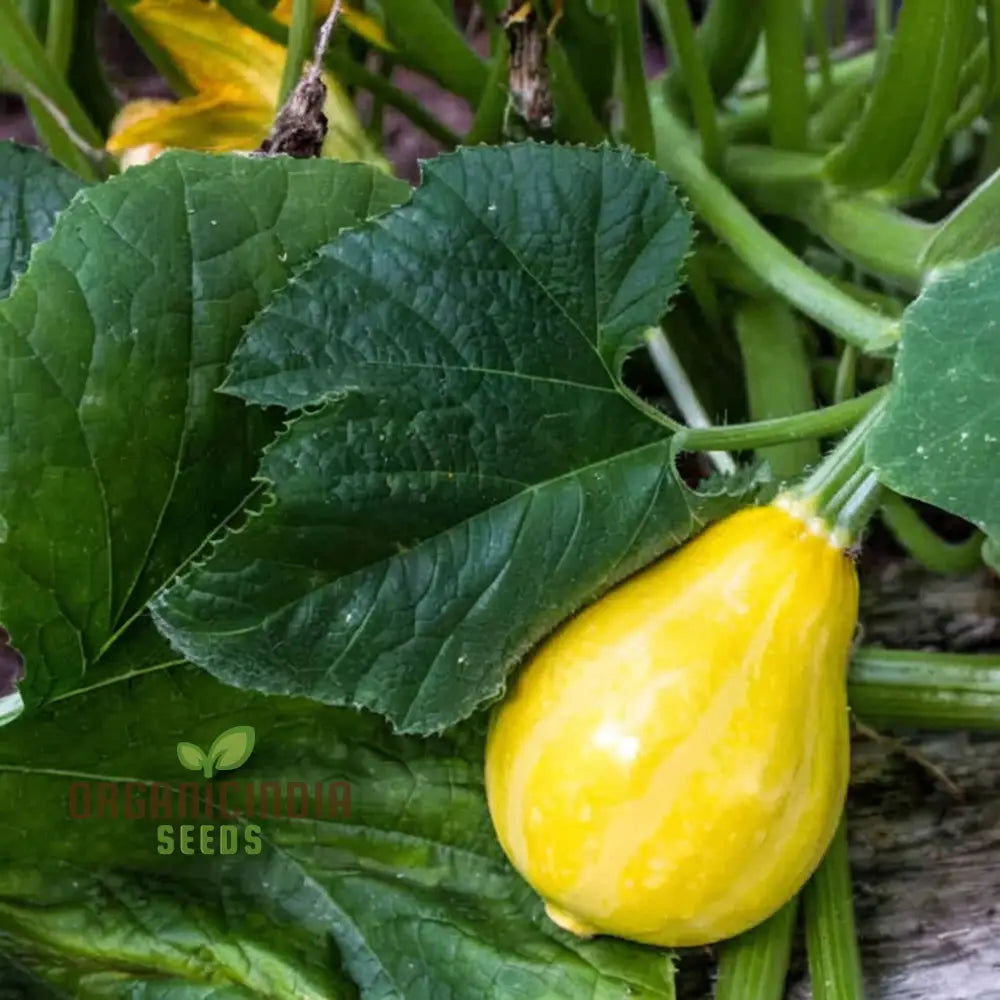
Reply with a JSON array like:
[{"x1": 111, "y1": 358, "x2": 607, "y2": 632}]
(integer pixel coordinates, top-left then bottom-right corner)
[{"x1": 152, "y1": 144, "x2": 735, "y2": 734}]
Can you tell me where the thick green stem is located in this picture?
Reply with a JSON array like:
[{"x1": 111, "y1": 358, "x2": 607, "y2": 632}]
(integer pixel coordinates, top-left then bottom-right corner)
[
  {"x1": 824, "y1": 277, "x2": 905, "y2": 318},
  {"x1": 664, "y1": 0, "x2": 762, "y2": 106},
  {"x1": 884, "y1": 0, "x2": 973, "y2": 199},
  {"x1": 808, "y1": 0, "x2": 833, "y2": 95},
  {"x1": 278, "y1": 0, "x2": 316, "y2": 105},
  {"x1": 828, "y1": 468, "x2": 882, "y2": 542},
  {"x1": 832, "y1": 0, "x2": 846, "y2": 45},
  {"x1": 735, "y1": 299, "x2": 820, "y2": 482},
  {"x1": 651, "y1": 0, "x2": 724, "y2": 169},
  {"x1": 849, "y1": 648, "x2": 1000, "y2": 731},
  {"x1": 652, "y1": 105, "x2": 899, "y2": 352},
  {"x1": 723, "y1": 146, "x2": 932, "y2": 289},
  {"x1": 833, "y1": 345, "x2": 856, "y2": 404},
  {"x1": 715, "y1": 898, "x2": 798, "y2": 1000},
  {"x1": 988, "y1": 0, "x2": 1000, "y2": 101},
  {"x1": 803, "y1": 818, "x2": 867, "y2": 1000},
  {"x1": 824, "y1": 0, "x2": 977, "y2": 191},
  {"x1": 811, "y1": 75, "x2": 870, "y2": 145},
  {"x1": 874, "y1": 0, "x2": 891, "y2": 61},
  {"x1": 20, "y1": 0, "x2": 46, "y2": 36},
  {"x1": 880, "y1": 493, "x2": 984, "y2": 574},
  {"x1": 614, "y1": 0, "x2": 654, "y2": 156},
  {"x1": 549, "y1": 39, "x2": 607, "y2": 144},
  {"x1": 45, "y1": 0, "x2": 76, "y2": 76},
  {"x1": 720, "y1": 49, "x2": 876, "y2": 145},
  {"x1": 762, "y1": 0, "x2": 809, "y2": 150},
  {"x1": 678, "y1": 387, "x2": 887, "y2": 454},
  {"x1": 795, "y1": 394, "x2": 888, "y2": 515},
  {"x1": 803, "y1": 196, "x2": 929, "y2": 290},
  {"x1": 68, "y1": 0, "x2": 117, "y2": 133},
  {"x1": 0, "y1": 0, "x2": 102, "y2": 177},
  {"x1": 946, "y1": 58, "x2": 989, "y2": 138},
  {"x1": 684, "y1": 249, "x2": 725, "y2": 335}
]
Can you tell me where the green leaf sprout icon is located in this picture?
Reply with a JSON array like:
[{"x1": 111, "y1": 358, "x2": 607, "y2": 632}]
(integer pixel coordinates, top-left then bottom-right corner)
[{"x1": 176, "y1": 725, "x2": 256, "y2": 779}]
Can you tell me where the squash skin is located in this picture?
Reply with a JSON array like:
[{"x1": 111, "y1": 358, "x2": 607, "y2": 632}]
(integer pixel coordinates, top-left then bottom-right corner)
[{"x1": 484, "y1": 502, "x2": 858, "y2": 947}]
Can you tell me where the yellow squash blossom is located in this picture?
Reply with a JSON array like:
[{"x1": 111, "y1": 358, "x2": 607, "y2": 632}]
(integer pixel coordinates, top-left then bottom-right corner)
[
  {"x1": 485, "y1": 498, "x2": 858, "y2": 947},
  {"x1": 107, "y1": 0, "x2": 387, "y2": 168}
]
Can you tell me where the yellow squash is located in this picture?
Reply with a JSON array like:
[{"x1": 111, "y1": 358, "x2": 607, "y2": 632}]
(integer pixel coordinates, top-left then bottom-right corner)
[{"x1": 485, "y1": 499, "x2": 858, "y2": 947}]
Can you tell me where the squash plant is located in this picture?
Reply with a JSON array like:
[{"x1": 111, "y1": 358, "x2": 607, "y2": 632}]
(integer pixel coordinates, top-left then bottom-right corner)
[{"x1": 2, "y1": 0, "x2": 1000, "y2": 997}]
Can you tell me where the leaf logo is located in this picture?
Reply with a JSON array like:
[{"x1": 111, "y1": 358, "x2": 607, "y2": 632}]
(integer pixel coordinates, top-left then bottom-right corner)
[{"x1": 176, "y1": 725, "x2": 256, "y2": 779}]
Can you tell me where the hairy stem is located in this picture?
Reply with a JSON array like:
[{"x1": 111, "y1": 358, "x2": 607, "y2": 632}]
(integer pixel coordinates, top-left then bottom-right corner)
[{"x1": 653, "y1": 104, "x2": 899, "y2": 351}]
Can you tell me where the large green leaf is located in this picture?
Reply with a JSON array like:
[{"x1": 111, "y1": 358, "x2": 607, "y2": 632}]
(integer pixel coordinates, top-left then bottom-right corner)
[
  {"x1": 152, "y1": 144, "x2": 738, "y2": 735},
  {"x1": 0, "y1": 143, "x2": 727, "y2": 994},
  {"x1": 0, "y1": 664, "x2": 676, "y2": 999},
  {"x1": 0, "y1": 142, "x2": 86, "y2": 298},
  {"x1": 0, "y1": 150, "x2": 407, "y2": 711},
  {"x1": 867, "y1": 247, "x2": 1000, "y2": 539}
]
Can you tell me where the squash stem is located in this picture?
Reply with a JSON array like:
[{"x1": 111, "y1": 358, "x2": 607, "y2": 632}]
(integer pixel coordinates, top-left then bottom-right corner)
[
  {"x1": 849, "y1": 647, "x2": 1000, "y2": 730},
  {"x1": 650, "y1": 0, "x2": 725, "y2": 170},
  {"x1": 879, "y1": 492, "x2": 984, "y2": 575},
  {"x1": 678, "y1": 386, "x2": 886, "y2": 453},
  {"x1": 829, "y1": 468, "x2": 882, "y2": 544},
  {"x1": 715, "y1": 897, "x2": 798, "y2": 1000},
  {"x1": 791, "y1": 395, "x2": 888, "y2": 525},
  {"x1": 803, "y1": 816, "x2": 867, "y2": 1000}
]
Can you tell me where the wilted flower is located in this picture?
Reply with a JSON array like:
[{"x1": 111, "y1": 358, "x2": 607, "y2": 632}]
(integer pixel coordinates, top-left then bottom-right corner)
[{"x1": 106, "y1": 0, "x2": 387, "y2": 168}]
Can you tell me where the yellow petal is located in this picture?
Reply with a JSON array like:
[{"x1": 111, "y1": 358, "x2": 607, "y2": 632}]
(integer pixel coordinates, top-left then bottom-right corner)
[
  {"x1": 107, "y1": 96, "x2": 173, "y2": 136},
  {"x1": 107, "y1": 89, "x2": 270, "y2": 154},
  {"x1": 109, "y1": 79, "x2": 388, "y2": 170},
  {"x1": 105, "y1": 98, "x2": 172, "y2": 166},
  {"x1": 129, "y1": 0, "x2": 285, "y2": 104}
]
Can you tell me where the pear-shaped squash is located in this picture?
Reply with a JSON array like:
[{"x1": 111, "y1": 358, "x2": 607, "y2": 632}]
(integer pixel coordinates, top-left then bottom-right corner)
[{"x1": 485, "y1": 500, "x2": 858, "y2": 947}]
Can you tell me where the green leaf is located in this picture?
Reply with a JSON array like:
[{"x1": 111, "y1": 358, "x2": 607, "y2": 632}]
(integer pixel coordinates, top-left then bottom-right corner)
[
  {"x1": 0, "y1": 150, "x2": 408, "y2": 711},
  {"x1": 207, "y1": 724, "x2": 255, "y2": 771},
  {"x1": 175, "y1": 740, "x2": 206, "y2": 772},
  {"x1": 0, "y1": 664, "x2": 676, "y2": 999},
  {"x1": 0, "y1": 142, "x2": 86, "y2": 299},
  {"x1": 152, "y1": 144, "x2": 738, "y2": 735},
  {"x1": 867, "y1": 246, "x2": 1000, "y2": 540}
]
